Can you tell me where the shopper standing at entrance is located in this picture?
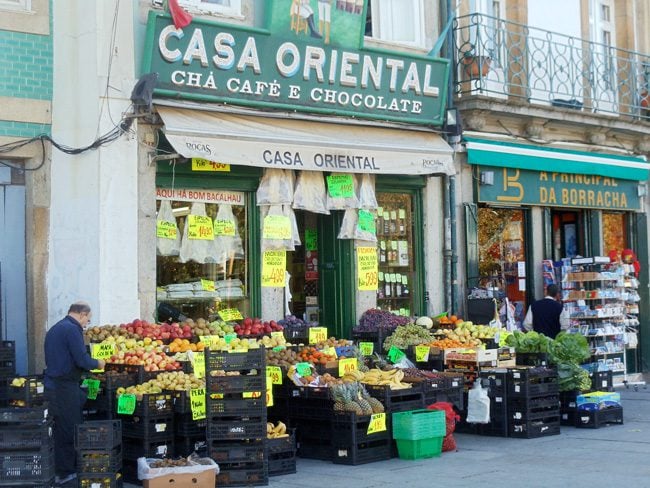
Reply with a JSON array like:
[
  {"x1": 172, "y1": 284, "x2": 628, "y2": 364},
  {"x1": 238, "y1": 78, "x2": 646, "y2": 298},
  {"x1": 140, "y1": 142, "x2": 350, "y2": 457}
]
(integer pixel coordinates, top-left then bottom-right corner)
[
  {"x1": 44, "y1": 302, "x2": 105, "y2": 486},
  {"x1": 523, "y1": 284, "x2": 566, "y2": 339}
]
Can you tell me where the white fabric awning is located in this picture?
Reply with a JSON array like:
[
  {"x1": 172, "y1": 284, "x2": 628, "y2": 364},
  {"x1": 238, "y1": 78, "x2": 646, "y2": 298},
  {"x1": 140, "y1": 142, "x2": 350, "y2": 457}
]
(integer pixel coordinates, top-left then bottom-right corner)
[{"x1": 156, "y1": 105, "x2": 455, "y2": 176}]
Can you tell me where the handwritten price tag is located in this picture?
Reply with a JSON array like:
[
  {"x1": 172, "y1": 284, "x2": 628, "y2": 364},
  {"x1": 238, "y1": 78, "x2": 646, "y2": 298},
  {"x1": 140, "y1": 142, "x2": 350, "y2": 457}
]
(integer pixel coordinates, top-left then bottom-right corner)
[
  {"x1": 327, "y1": 174, "x2": 354, "y2": 198},
  {"x1": 266, "y1": 366, "x2": 283, "y2": 385},
  {"x1": 387, "y1": 346, "x2": 405, "y2": 363},
  {"x1": 359, "y1": 342, "x2": 374, "y2": 356},
  {"x1": 117, "y1": 394, "x2": 136, "y2": 415},
  {"x1": 191, "y1": 158, "x2": 230, "y2": 172},
  {"x1": 213, "y1": 219, "x2": 236, "y2": 236},
  {"x1": 271, "y1": 331, "x2": 284, "y2": 341},
  {"x1": 295, "y1": 362, "x2": 312, "y2": 377},
  {"x1": 218, "y1": 309, "x2": 243, "y2": 322},
  {"x1": 156, "y1": 220, "x2": 177, "y2": 239},
  {"x1": 262, "y1": 251, "x2": 286, "y2": 288},
  {"x1": 321, "y1": 346, "x2": 337, "y2": 358},
  {"x1": 367, "y1": 413, "x2": 387, "y2": 434},
  {"x1": 187, "y1": 215, "x2": 214, "y2": 240},
  {"x1": 357, "y1": 247, "x2": 378, "y2": 291},
  {"x1": 415, "y1": 345, "x2": 430, "y2": 362},
  {"x1": 308, "y1": 327, "x2": 328, "y2": 344},
  {"x1": 82, "y1": 378, "x2": 100, "y2": 400},
  {"x1": 191, "y1": 352, "x2": 205, "y2": 379},
  {"x1": 263, "y1": 215, "x2": 292, "y2": 240},
  {"x1": 91, "y1": 343, "x2": 115, "y2": 360},
  {"x1": 357, "y1": 209, "x2": 376, "y2": 234},
  {"x1": 305, "y1": 229, "x2": 318, "y2": 251},
  {"x1": 199, "y1": 335, "x2": 219, "y2": 348},
  {"x1": 201, "y1": 279, "x2": 215, "y2": 292},
  {"x1": 338, "y1": 357, "x2": 358, "y2": 377},
  {"x1": 190, "y1": 388, "x2": 206, "y2": 421}
]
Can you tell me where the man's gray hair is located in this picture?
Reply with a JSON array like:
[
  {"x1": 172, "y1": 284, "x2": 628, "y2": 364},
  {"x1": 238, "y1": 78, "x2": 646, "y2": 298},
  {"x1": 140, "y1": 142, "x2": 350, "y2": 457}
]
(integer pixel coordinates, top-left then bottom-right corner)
[{"x1": 68, "y1": 301, "x2": 91, "y2": 314}]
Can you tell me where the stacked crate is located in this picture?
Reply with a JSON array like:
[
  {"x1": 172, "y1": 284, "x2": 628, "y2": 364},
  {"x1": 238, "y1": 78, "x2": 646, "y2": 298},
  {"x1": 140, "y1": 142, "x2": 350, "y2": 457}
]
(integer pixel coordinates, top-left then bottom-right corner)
[
  {"x1": 330, "y1": 412, "x2": 392, "y2": 465},
  {"x1": 475, "y1": 370, "x2": 509, "y2": 437},
  {"x1": 84, "y1": 371, "x2": 136, "y2": 421},
  {"x1": 0, "y1": 405, "x2": 54, "y2": 487},
  {"x1": 0, "y1": 342, "x2": 15, "y2": 381},
  {"x1": 206, "y1": 348, "x2": 268, "y2": 487},
  {"x1": 170, "y1": 390, "x2": 208, "y2": 457},
  {"x1": 507, "y1": 367, "x2": 560, "y2": 438},
  {"x1": 75, "y1": 420, "x2": 123, "y2": 488},
  {"x1": 268, "y1": 428, "x2": 296, "y2": 476}
]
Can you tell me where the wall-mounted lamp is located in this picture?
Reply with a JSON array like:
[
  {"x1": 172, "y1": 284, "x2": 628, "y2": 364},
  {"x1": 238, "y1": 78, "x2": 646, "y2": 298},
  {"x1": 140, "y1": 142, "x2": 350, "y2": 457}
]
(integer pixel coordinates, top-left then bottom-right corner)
[{"x1": 480, "y1": 171, "x2": 494, "y2": 186}]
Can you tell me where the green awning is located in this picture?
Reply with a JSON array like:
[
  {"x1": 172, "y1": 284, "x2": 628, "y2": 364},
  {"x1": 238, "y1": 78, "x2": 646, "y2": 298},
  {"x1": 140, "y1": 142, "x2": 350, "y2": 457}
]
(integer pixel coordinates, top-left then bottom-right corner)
[{"x1": 465, "y1": 138, "x2": 649, "y2": 181}]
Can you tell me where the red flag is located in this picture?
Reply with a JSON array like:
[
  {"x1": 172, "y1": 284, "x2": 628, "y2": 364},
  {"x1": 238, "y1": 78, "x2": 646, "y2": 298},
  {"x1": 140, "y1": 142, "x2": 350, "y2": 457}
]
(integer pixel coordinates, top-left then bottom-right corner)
[{"x1": 167, "y1": 0, "x2": 192, "y2": 29}]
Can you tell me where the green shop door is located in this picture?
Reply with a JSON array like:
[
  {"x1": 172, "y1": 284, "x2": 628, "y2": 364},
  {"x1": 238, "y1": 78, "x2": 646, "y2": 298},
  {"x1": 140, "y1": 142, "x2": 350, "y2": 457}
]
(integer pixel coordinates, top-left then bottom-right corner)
[{"x1": 318, "y1": 212, "x2": 356, "y2": 339}]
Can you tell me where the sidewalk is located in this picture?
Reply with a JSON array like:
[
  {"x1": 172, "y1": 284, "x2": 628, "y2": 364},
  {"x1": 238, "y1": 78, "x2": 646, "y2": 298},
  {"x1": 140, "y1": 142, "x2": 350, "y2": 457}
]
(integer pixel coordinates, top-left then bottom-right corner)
[{"x1": 126, "y1": 384, "x2": 650, "y2": 488}]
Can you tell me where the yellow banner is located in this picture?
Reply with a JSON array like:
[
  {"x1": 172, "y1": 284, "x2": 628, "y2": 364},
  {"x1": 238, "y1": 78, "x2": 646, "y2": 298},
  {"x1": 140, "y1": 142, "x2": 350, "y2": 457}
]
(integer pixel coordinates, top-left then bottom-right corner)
[
  {"x1": 261, "y1": 250, "x2": 286, "y2": 287},
  {"x1": 156, "y1": 220, "x2": 177, "y2": 239},
  {"x1": 263, "y1": 215, "x2": 292, "y2": 240},
  {"x1": 191, "y1": 158, "x2": 231, "y2": 172},
  {"x1": 189, "y1": 388, "x2": 206, "y2": 421},
  {"x1": 91, "y1": 343, "x2": 116, "y2": 360},
  {"x1": 357, "y1": 247, "x2": 378, "y2": 291},
  {"x1": 187, "y1": 215, "x2": 214, "y2": 240}
]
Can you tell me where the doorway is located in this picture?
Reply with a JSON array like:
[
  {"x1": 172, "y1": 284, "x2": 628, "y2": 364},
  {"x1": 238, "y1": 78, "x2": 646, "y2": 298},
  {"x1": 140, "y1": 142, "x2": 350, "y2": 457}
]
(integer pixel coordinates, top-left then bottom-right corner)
[{"x1": 552, "y1": 210, "x2": 584, "y2": 260}]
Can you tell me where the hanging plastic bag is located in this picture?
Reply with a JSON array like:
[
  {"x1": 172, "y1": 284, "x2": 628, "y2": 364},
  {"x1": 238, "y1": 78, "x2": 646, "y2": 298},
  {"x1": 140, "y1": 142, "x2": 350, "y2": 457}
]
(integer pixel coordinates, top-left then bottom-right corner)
[
  {"x1": 285, "y1": 204, "x2": 301, "y2": 247},
  {"x1": 358, "y1": 174, "x2": 378, "y2": 209},
  {"x1": 337, "y1": 208, "x2": 357, "y2": 240},
  {"x1": 354, "y1": 208, "x2": 377, "y2": 243},
  {"x1": 179, "y1": 202, "x2": 215, "y2": 264},
  {"x1": 156, "y1": 200, "x2": 181, "y2": 256},
  {"x1": 212, "y1": 204, "x2": 245, "y2": 264},
  {"x1": 261, "y1": 205, "x2": 295, "y2": 251},
  {"x1": 326, "y1": 173, "x2": 359, "y2": 210},
  {"x1": 466, "y1": 379, "x2": 490, "y2": 424},
  {"x1": 257, "y1": 169, "x2": 294, "y2": 205},
  {"x1": 292, "y1": 171, "x2": 329, "y2": 214}
]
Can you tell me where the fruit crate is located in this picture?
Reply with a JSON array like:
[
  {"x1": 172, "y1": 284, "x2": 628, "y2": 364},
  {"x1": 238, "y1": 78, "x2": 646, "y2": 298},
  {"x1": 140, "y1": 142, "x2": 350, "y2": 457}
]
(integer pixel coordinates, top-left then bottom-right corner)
[
  {"x1": 0, "y1": 342, "x2": 15, "y2": 362},
  {"x1": 507, "y1": 367, "x2": 559, "y2": 398},
  {"x1": 476, "y1": 408, "x2": 509, "y2": 437},
  {"x1": 509, "y1": 396, "x2": 560, "y2": 421},
  {"x1": 291, "y1": 417, "x2": 332, "y2": 443},
  {"x1": 207, "y1": 415, "x2": 267, "y2": 440},
  {"x1": 286, "y1": 398, "x2": 335, "y2": 421},
  {"x1": 267, "y1": 428, "x2": 296, "y2": 455},
  {"x1": 392, "y1": 409, "x2": 446, "y2": 440},
  {"x1": 0, "y1": 420, "x2": 53, "y2": 451},
  {"x1": 365, "y1": 384, "x2": 425, "y2": 413},
  {"x1": 121, "y1": 415, "x2": 174, "y2": 441},
  {"x1": 104, "y1": 363, "x2": 161, "y2": 384},
  {"x1": 174, "y1": 412, "x2": 207, "y2": 437},
  {"x1": 423, "y1": 387, "x2": 464, "y2": 411},
  {"x1": 88, "y1": 390, "x2": 118, "y2": 420},
  {"x1": 216, "y1": 461, "x2": 268, "y2": 487},
  {"x1": 122, "y1": 438, "x2": 173, "y2": 461},
  {"x1": 0, "y1": 361, "x2": 15, "y2": 379},
  {"x1": 332, "y1": 437, "x2": 391, "y2": 465},
  {"x1": 395, "y1": 436, "x2": 444, "y2": 460},
  {"x1": 268, "y1": 451, "x2": 296, "y2": 476},
  {"x1": 351, "y1": 329, "x2": 392, "y2": 353},
  {"x1": 5, "y1": 375, "x2": 45, "y2": 407},
  {"x1": 206, "y1": 348, "x2": 265, "y2": 372},
  {"x1": 77, "y1": 472, "x2": 123, "y2": 488},
  {"x1": 94, "y1": 371, "x2": 137, "y2": 390},
  {"x1": 207, "y1": 374, "x2": 266, "y2": 394},
  {"x1": 0, "y1": 405, "x2": 49, "y2": 424},
  {"x1": 117, "y1": 392, "x2": 174, "y2": 418},
  {"x1": 174, "y1": 436, "x2": 208, "y2": 458},
  {"x1": 332, "y1": 412, "x2": 391, "y2": 444},
  {"x1": 574, "y1": 406, "x2": 623, "y2": 428},
  {"x1": 296, "y1": 440, "x2": 331, "y2": 461},
  {"x1": 515, "y1": 353, "x2": 549, "y2": 367},
  {"x1": 559, "y1": 391, "x2": 579, "y2": 426},
  {"x1": 508, "y1": 415, "x2": 561, "y2": 438},
  {"x1": 0, "y1": 445, "x2": 55, "y2": 483},
  {"x1": 590, "y1": 370, "x2": 614, "y2": 392},
  {"x1": 207, "y1": 395, "x2": 267, "y2": 417},
  {"x1": 77, "y1": 446, "x2": 122, "y2": 473},
  {"x1": 278, "y1": 384, "x2": 331, "y2": 400},
  {"x1": 209, "y1": 439, "x2": 267, "y2": 464}
]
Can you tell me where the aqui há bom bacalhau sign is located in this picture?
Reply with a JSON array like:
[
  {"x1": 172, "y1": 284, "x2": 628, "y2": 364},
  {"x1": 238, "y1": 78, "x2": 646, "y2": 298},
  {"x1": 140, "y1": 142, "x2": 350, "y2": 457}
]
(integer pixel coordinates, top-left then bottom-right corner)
[{"x1": 141, "y1": 0, "x2": 449, "y2": 126}]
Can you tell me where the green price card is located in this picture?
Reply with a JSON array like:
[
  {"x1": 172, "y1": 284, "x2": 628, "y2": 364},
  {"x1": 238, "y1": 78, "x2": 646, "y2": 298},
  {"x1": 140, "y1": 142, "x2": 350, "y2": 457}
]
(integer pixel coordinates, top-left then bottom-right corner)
[
  {"x1": 156, "y1": 220, "x2": 177, "y2": 239},
  {"x1": 357, "y1": 209, "x2": 376, "y2": 234},
  {"x1": 305, "y1": 229, "x2": 318, "y2": 251},
  {"x1": 189, "y1": 388, "x2": 206, "y2": 421},
  {"x1": 272, "y1": 346, "x2": 286, "y2": 352},
  {"x1": 415, "y1": 345, "x2": 430, "y2": 363},
  {"x1": 295, "y1": 362, "x2": 312, "y2": 377},
  {"x1": 191, "y1": 352, "x2": 205, "y2": 379},
  {"x1": 117, "y1": 393, "x2": 136, "y2": 415},
  {"x1": 224, "y1": 333, "x2": 238, "y2": 344},
  {"x1": 359, "y1": 342, "x2": 374, "y2": 356},
  {"x1": 387, "y1": 346, "x2": 406, "y2": 363},
  {"x1": 82, "y1": 378, "x2": 100, "y2": 400},
  {"x1": 327, "y1": 174, "x2": 354, "y2": 198}
]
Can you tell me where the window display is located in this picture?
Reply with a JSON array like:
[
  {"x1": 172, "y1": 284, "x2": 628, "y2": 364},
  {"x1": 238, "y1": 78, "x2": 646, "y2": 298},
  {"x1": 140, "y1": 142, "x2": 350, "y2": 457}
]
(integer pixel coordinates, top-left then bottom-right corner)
[{"x1": 602, "y1": 212, "x2": 627, "y2": 253}]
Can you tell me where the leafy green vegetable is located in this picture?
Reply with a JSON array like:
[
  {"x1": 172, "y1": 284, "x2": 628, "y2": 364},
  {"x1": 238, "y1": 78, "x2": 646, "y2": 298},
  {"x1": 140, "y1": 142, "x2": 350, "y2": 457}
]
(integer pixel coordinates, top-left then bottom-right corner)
[
  {"x1": 556, "y1": 362, "x2": 592, "y2": 392},
  {"x1": 505, "y1": 330, "x2": 551, "y2": 353},
  {"x1": 548, "y1": 332, "x2": 590, "y2": 365}
]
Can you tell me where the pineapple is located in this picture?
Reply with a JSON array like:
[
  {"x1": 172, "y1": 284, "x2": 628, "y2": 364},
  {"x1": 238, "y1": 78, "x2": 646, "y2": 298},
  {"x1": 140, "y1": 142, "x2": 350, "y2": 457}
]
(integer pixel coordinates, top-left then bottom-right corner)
[
  {"x1": 352, "y1": 383, "x2": 374, "y2": 415},
  {"x1": 342, "y1": 384, "x2": 364, "y2": 415},
  {"x1": 360, "y1": 385, "x2": 384, "y2": 413},
  {"x1": 331, "y1": 384, "x2": 347, "y2": 412}
]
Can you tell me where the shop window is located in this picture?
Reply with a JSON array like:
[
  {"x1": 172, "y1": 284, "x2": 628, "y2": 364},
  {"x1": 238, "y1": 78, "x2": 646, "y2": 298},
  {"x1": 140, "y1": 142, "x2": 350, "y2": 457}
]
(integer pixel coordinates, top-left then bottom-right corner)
[
  {"x1": 0, "y1": 0, "x2": 31, "y2": 11},
  {"x1": 152, "y1": 0, "x2": 241, "y2": 17},
  {"x1": 602, "y1": 212, "x2": 627, "y2": 254},
  {"x1": 552, "y1": 210, "x2": 583, "y2": 261},
  {"x1": 155, "y1": 199, "x2": 250, "y2": 321},
  {"x1": 365, "y1": 0, "x2": 425, "y2": 48}
]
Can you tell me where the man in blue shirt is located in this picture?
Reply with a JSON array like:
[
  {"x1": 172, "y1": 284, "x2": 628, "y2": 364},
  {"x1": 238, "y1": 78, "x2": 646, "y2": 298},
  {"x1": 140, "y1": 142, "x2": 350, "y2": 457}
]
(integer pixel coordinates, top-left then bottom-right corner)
[
  {"x1": 44, "y1": 302, "x2": 105, "y2": 486},
  {"x1": 523, "y1": 284, "x2": 567, "y2": 339}
]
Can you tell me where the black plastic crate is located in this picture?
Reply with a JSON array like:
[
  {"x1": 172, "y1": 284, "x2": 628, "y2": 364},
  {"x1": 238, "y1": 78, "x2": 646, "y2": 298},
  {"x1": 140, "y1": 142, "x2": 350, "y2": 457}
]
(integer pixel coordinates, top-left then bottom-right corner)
[
  {"x1": 509, "y1": 416, "x2": 561, "y2": 438},
  {"x1": 0, "y1": 445, "x2": 55, "y2": 483},
  {"x1": 122, "y1": 438, "x2": 173, "y2": 461},
  {"x1": 207, "y1": 374, "x2": 266, "y2": 394},
  {"x1": 207, "y1": 416, "x2": 266, "y2": 440},
  {"x1": 291, "y1": 418, "x2": 333, "y2": 443},
  {"x1": 121, "y1": 415, "x2": 174, "y2": 440},
  {"x1": 332, "y1": 438, "x2": 391, "y2": 465},
  {"x1": 4, "y1": 375, "x2": 45, "y2": 407},
  {"x1": 104, "y1": 363, "x2": 160, "y2": 384},
  {"x1": 174, "y1": 412, "x2": 206, "y2": 437},
  {"x1": 0, "y1": 420, "x2": 53, "y2": 451},
  {"x1": 352, "y1": 329, "x2": 391, "y2": 354},
  {"x1": 206, "y1": 348, "x2": 265, "y2": 372},
  {"x1": 207, "y1": 395, "x2": 267, "y2": 417},
  {"x1": 77, "y1": 472, "x2": 123, "y2": 488},
  {"x1": 174, "y1": 436, "x2": 208, "y2": 458},
  {"x1": 365, "y1": 384, "x2": 424, "y2": 413},
  {"x1": 507, "y1": 367, "x2": 559, "y2": 398},
  {"x1": 0, "y1": 342, "x2": 15, "y2": 362},
  {"x1": 216, "y1": 461, "x2": 268, "y2": 487},
  {"x1": 94, "y1": 371, "x2": 137, "y2": 390},
  {"x1": 268, "y1": 451, "x2": 296, "y2": 477},
  {"x1": 0, "y1": 361, "x2": 16, "y2": 378},
  {"x1": 75, "y1": 420, "x2": 122, "y2": 450},
  {"x1": 476, "y1": 413, "x2": 509, "y2": 437},
  {"x1": 117, "y1": 392, "x2": 174, "y2": 418},
  {"x1": 267, "y1": 429, "x2": 295, "y2": 455},
  {"x1": 276, "y1": 384, "x2": 331, "y2": 400},
  {"x1": 424, "y1": 387, "x2": 464, "y2": 411},
  {"x1": 574, "y1": 406, "x2": 623, "y2": 428},
  {"x1": 332, "y1": 412, "x2": 391, "y2": 444},
  {"x1": 86, "y1": 390, "x2": 118, "y2": 420},
  {"x1": 0, "y1": 406, "x2": 49, "y2": 424},
  {"x1": 510, "y1": 397, "x2": 560, "y2": 421},
  {"x1": 515, "y1": 353, "x2": 549, "y2": 367},
  {"x1": 286, "y1": 397, "x2": 334, "y2": 420},
  {"x1": 296, "y1": 440, "x2": 332, "y2": 460},
  {"x1": 209, "y1": 439, "x2": 267, "y2": 463},
  {"x1": 590, "y1": 371, "x2": 614, "y2": 392},
  {"x1": 77, "y1": 446, "x2": 122, "y2": 473}
]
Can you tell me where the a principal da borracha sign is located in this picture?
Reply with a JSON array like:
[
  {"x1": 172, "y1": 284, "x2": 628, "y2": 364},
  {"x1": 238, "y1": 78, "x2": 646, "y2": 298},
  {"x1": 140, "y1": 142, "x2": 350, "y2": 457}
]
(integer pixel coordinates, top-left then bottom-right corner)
[{"x1": 142, "y1": 7, "x2": 449, "y2": 125}]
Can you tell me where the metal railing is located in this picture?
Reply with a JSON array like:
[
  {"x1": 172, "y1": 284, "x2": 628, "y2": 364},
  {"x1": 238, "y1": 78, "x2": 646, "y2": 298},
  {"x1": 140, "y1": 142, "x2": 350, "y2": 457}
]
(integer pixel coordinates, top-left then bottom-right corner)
[{"x1": 453, "y1": 13, "x2": 650, "y2": 121}]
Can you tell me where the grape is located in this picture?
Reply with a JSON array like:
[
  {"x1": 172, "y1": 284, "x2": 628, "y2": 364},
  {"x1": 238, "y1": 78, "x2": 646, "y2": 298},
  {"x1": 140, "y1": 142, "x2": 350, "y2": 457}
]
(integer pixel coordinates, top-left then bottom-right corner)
[{"x1": 353, "y1": 309, "x2": 411, "y2": 333}]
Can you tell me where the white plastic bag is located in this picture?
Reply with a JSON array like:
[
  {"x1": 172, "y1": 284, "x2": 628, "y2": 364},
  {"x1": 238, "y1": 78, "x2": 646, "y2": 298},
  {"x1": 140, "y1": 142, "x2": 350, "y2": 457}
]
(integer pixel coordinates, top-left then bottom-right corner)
[
  {"x1": 293, "y1": 171, "x2": 329, "y2": 214},
  {"x1": 285, "y1": 204, "x2": 301, "y2": 247},
  {"x1": 257, "y1": 169, "x2": 294, "y2": 205},
  {"x1": 354, "y1": 209, "x2": 377, "y2": 242},
  {"x1": 338, "y1": 208, "x2": 357, "y2": 240},
  {"x1": 179, "y1": 202, "x2": 215, "y2": 264},
  {"x1": 466, "y1": 379, "x2": 490, "y2": 424},
  {"x1": 326, "y1": 173, "x2": 359, "y2": 210},
  {"x1": 156, "y1": 200, "x2": 181, "y2": 256},
  {"x1": 137, "y1": 456, "x2": 219, "y2": 481},
  {"x1": 261, "y1": 205, "x2": 295, "y2": 251},
  {"x1": 212, "y1": 204, "x2": 245, "y2": 264},
  {"x1": 358, "y1": 174, "x2": 378, "y2": 209}
]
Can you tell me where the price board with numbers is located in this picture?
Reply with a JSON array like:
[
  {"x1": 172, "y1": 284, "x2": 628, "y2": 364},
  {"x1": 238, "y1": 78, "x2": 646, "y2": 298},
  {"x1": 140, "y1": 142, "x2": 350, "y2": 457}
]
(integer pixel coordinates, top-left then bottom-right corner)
[
  {"x1": 218, "y1": 309, "x2": 243, "y2": 322},
  {"x1": 261, "y1": 251, "x2": 286, "y2": 287},
  {"x1": 266, "y1": 366, "x2": 283, "y2": 385},
  {"x1": 156, "y1": 220, "x2": 177, "y2": 239},
  {"x1": 187, "y1": 215, "x2": 214, "y2": 240},
  {"x1": 190, "y1": 388, "x2": 206, "y2": 421},
  {"x1": 117, "y1": 394, "x2": 136, "y2": 415},
  {"x1": 308, "y1": 327, "x2": 328, "y2": 344},
  {"x1": 359, "y1": 342, "x2": 374, "y2": 356},
  {"x1": 357, "y1": 247, "x2": 378, "y2": 291},
  {"x1": 367, "y1": 413, "x2": 387, "y2": 434},
  {"x1": 415, "y1": 345, "x2": 430, "y2": 363},
  {"x1": 338, "y1": 357, "x2": 358, "y2": 377}
]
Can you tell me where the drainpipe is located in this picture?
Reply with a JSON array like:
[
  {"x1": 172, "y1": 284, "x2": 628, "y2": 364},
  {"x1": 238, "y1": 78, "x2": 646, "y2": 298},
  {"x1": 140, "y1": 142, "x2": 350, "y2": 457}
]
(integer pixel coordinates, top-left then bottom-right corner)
[
  {"x1": 443, "y1": 176, "x2": 452, "y2": 313},
  {"x1": 450, "y1": 175, "x2": 458, "y2": 314}
]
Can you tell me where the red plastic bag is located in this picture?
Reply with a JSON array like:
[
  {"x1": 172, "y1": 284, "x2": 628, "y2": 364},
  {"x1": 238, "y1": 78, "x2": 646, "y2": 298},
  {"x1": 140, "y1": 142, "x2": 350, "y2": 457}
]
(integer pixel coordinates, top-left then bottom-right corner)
[
  {"x1": 442, "y1": 433, "x2": 457, "y2": 452},
  {"x1": 427, "y1": 401, "x2": 461, "y2": 435}
]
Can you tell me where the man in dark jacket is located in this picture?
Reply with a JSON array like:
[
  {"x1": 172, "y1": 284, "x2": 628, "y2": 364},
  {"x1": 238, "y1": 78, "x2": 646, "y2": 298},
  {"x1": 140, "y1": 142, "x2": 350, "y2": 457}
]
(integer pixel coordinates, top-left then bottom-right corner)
[
  {"x1": 523, "y1": 284, "x2": 566, "y2": 339},
  {"x1": 44, "y1": 302, "x2": 105, "y2": 486}
]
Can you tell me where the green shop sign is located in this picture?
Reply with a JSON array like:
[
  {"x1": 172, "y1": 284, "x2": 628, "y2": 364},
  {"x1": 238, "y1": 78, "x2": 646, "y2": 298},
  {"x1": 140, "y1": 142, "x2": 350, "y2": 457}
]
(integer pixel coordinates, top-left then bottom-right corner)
[
  {"x1": 478, "y1": 167, "x2": 641, "y2": 210},
  {"x1": 141, "y1": 1, "x2": 449, "y2": 125}
]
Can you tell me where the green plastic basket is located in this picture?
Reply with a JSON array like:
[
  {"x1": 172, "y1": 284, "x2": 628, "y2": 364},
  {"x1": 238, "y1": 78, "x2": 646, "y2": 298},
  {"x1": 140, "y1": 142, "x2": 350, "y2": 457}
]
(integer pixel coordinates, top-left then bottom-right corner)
[
  {"x1": 395, "y1": 436, "x2": 444, "y2": 460},
  {"x1": 392, "y1": 409, "x2": 446, "y2": 440}
]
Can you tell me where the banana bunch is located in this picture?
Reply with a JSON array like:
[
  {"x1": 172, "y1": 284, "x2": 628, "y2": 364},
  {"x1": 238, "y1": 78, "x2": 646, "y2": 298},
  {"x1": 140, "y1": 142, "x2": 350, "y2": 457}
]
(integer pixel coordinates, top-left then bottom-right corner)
[
  {"x1": 360, "y1": 368, "x2": 412, "y2": 390},
  {"x1": 267, "y1": 421, "x2": 288, "y2": 439},
  {"x1": 10, "y1": 377, "x2": 26, "y2": 387},
  {"x1": 342, "y1": 369, "x2": 365, "y2": 383}
]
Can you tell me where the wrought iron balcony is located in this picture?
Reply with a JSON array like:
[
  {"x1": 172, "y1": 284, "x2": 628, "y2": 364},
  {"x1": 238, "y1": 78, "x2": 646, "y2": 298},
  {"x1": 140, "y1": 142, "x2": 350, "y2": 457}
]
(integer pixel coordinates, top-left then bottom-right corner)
[{"x1": 453, "y1": 13, "x2": 650, "y2": 121}]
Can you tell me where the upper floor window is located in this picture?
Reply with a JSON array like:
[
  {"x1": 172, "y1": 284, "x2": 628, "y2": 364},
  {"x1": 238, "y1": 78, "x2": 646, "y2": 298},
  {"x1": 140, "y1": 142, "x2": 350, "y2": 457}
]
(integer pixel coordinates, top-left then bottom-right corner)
[
  {"x1": 0, "y1": 0, "x2": 31, "y2": 11},
  {"x1": 153, "y1": 0, "x2": 241, "y2": 18},
  {"x1": 365, "y1": 0, "x2": 425, "y2": 48}
]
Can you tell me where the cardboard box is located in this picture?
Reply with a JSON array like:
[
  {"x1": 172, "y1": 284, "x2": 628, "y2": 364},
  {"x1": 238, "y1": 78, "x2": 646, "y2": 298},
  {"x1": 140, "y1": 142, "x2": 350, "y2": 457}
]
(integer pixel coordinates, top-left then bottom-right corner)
[{"x1": 143, "y1": 469, "x2": 216, "y2": 488}]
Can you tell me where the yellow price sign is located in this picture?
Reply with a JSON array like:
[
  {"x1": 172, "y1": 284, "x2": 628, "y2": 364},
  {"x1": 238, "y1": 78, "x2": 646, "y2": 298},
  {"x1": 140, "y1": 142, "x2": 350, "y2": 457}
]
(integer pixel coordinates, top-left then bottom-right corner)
[
  {"x1": 339, "y1": 357, "x2": 358, "y2": 377},
  {"x1": 359, "y1": 342, "x2": 374, "y2": 356},
  {"x1": 199, "y1": 335, "x2": 222, "y2": 348},
  {"x1": 367, "y1": 413, "x2": 387, "y2": 434},
  {"x1": 156, "y1": 220, "x2": 177, "y2": 239},
  {"x1": 91, "y1": 343, "x2": 116, "y2": 360},
  {"x1": 308, "y1": 327, "x2": 328, "y2": 344},
  {"x1": 187, "y1": 215, "x2": 214, "y2": 240},
  {"x1": 266, "y1": 381, "x2": 274, "y2": 407},
  {"x1": 191, "y1": 352, "x2": 205, "y2": 379},
  {"x1": 267, "y1": 366, "x2": 283, "y2": 385},
  {"x1": 189, "y1": 388, "x2": 206, "y2": 421},
  {"x1": 214, "y1": 219, "x2": 236, "y2": 236},
  {"x1": 357, "y1": 247, "x2": 378, "y2": 291},
  {"x1": 218, "y1": 308, "x2": 244, "y2": 322},
  {"x1": 271, "y1": 331, "x2": 284, "y2": 341},
  {"x1": 243, "y1": 392, "x2": 262, "y2": 399},
  {"x1": 261, "y1": 250, "x2": 286, "y2": 288},
  {"x1": 263, "y1": 215, "x2": 292, "y2": 240},
  {"x1": 321, "y1": 346, "x2": 338, "y2": 358},
  {"x1": 191, "y1": 158, "x2": 231, "y2": 172},
  {"x1": 201, "y1": 279, "x2": 215, "y2": 292},
  {"x1": 415, "y1": 345, "x2": 430, "y2": 363}
]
